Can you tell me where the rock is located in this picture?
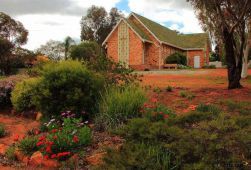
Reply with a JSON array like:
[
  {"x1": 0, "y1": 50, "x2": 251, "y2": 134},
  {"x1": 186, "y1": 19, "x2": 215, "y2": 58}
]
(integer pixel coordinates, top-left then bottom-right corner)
[
  {"x1": 0, "y1": 144, "x2": 8, "y2": 155},
  {"x1": 36, "y1": 112, "x2": 43, "y2": 121},
  {"x1": 29, "y1": 151, "x2": 43, "y2": 166},
  {"x1": 86, "y1": 152, "x2": 106, "y2": 166},
  {"x1": 42, "y1": 159, "x2": 60, "y2": 168}
]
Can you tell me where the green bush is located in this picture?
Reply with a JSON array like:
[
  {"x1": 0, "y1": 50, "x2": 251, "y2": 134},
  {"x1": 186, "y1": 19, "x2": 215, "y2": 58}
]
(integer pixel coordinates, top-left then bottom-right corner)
[
  {"x1": 33, "y1": 60, "x2": 104, "y2": 116},
  {"x1": 11, "y1": 78, "x2": 40, "y2": 112},
  {"x1": 18, "y1": 136, "x2": 39, "y2": 156},
  {"x1": 5, "y1": 145, "x2": 16, "y2": 160},
  {"x1": 96, "y1": 85, "x2": 146, "y2": 130},
  {"x1": 202, "y1": 65, "x2": 216, "y2": 69},
  {"x1": 166, "y1": 85, "x2": 173, "y2": 92},
  {"x1": 0, "y1": 123, "x2": 6, "y2": 137},
  {"x1": 100, "y1": 104, "x2": 250, "y2": 169},
  {"x1": 179, "y1": 90, "x2": 195, "y2": 100},
  {"x1": 70, "y1": 41, "x2": 101, "y2": 62},
  {"x1": 165, "y1": 52, "x2": 187, "y2": 65}
]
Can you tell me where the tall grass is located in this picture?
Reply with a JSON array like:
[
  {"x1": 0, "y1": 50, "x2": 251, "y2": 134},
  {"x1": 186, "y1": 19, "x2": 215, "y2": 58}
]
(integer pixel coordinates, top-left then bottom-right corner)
[{"x1": 96, "y1": 85, "x2": 146, "y2": 130}]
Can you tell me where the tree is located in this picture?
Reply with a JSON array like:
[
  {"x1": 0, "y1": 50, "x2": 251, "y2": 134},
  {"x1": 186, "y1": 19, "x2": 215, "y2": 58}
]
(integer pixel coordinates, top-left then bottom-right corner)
[
  {"x1": 64, "y1": 36, "x2": 75, "y2": 60},
  {"x1": 80, "y1": 6, "x2": 123, "y2": 45},
  {"x1": 241, "y1": 20, "x2": 251, "y2": 78},
  {"x1": 36, "y1": 40, "x2": 65, "y2": 61},
  {"x1": 0, "y1": 12, "x2": 28, "y2": 75},
  {"x1": 69, "y1": 41, "x2": 101, "y2": 62},
  {"x1": 188, "y1": 0, "x2": 251, "y2": 89}
]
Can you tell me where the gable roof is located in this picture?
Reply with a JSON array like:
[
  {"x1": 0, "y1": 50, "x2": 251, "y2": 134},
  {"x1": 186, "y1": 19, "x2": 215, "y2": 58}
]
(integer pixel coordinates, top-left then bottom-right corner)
[
  {"x1": 130, "y1": 12, "x2": 209, "y2": 50},
  {"x1": 102, "y1": 18, "x2": 152, "y2": 46}
]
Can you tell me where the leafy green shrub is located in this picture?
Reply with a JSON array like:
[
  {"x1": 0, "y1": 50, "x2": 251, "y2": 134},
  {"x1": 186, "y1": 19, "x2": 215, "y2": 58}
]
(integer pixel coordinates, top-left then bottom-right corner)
[
  {"x1": 33, "y1": 60, "x2": 104, "y2": 116},
  {"x1": 99, "y1": 142, "x2": 176, "y2": 170},
  {"x1": 165, "y1": 52, "x2": 187, "y2": 65},
  {"x1": 179, "y1": 90, "x2": 195, "y2": 100},
  {"x1": 0, "y1": 123, "x2": 6, "y2": 137},
  {"x1": 165, "y1": 85, "x2": 173, "y2": 92},
  {"x1": 177, "y1": 64, "x2": 192, "y2": 69},
  {"x1": 5, "y1": 145, "x2": 16, "y2": 160},
  {"x1": 153, "y1": 87, "x2": 162, "y2": 93},
  {"x1": 96, "y1": 85, "x2": 146, "y2": 129},
  {"x1": 18, "y1": 136, "x2": 39, "y2": 156},
  {"x1": 70, "y1": 41, "x2": 101, "y2": 62},
  {"x1": 220, "y1": 99, "x2": 251, "y2": 116},
  {"x1": 202, "y1": 65, "x2": 216, "y2": 69},
  {"x1": 11, "y1": 78, "x2": 40, "y2": 112},
  {"x1": 101, "y1": 104, "x2": 250, "y2": 169}
]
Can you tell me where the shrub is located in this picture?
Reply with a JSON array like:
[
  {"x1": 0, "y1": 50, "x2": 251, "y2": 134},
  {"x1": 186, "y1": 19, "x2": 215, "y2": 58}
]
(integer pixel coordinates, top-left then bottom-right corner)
[
  {"x1": 11, "y1": 78, "x2": 40, "y2": 112},
  {"x1": 179, "y1": 90, "x2": 195, "y2": 100},
  {"x1": 177, "y1": 64, "x2": 192, "y2": 69},
  {"x1": 96, "y1": 85, "x2": 146, "y2": 129},
  {"x1": 202, "y1": 65, "x2": 216, "y2": 69},
  {"x1": 18, "y1": 136, "x2": 39, "y2": 156},
  {"x1": 33, "y1": 60, "x2": 104, "y2": 117},
  {"x1": 165, "y1": 52, "x2": 187, "y2": 65},
  {"x1": 0, "y1": 123, "x2": 6, "y2": 137},
  {"x1": 5, "y1": 145, "x2": 16, "y2": 160},
  {"x1": 103, "y1": 104, "x2": 250, "y2": 169},
  {"x1": 69, "y1": 41, "x2": 101, "y2": 62},
  {"x1": 0, "y1": 75, "x2": 27, "y2": 108},
  {"x1": 165, "y1": 85, "x2": 173, "y2": 92}
]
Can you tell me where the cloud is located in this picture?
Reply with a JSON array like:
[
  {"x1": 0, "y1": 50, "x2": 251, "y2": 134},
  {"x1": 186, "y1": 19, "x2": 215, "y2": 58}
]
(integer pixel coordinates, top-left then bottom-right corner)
[
  {"x1": 0, "y1": 0, "x2": 120, "y2": 16},
  {"x1": 128, "y1": 0, "x2": 203, "y2": 33}
]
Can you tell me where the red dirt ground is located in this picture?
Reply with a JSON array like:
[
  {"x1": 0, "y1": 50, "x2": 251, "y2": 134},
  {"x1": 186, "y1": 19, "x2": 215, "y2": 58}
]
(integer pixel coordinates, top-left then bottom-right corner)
[{"x1": 141, "y1": 69, "x2": 251, "y2": 114}]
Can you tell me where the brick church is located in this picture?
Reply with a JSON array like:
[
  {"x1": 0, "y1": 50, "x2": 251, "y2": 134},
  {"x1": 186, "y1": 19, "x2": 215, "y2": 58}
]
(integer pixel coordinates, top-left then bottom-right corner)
[{"x1": 102, "y1": 12, "x2": 211, "y2": 70}]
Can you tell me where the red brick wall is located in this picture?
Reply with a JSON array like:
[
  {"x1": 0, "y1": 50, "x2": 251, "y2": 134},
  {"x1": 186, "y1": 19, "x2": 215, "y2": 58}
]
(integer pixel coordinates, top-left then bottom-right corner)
[
  {"x1": 106, "y1": 21, "x2": 144, "y2": 68},
  {"x1": 187, "y1": 50, "x2": 206, "y2": 68},
  {"x1": 129, "y1": 16, "x2": 160, "y2": 68},
  {"x1": 107, "y1": 27, "x2": 119, "y2": 63}
]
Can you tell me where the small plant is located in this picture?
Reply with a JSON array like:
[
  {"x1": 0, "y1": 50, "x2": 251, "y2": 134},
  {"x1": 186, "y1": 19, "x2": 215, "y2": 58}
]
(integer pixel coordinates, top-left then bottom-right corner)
[
  {"x1": 202, "y1": 65, "x2": 216, "y2": 69},
  {"x1": 179, "y1": 90, "x2": 195, "y2": 100},
  {"x1": 165, "y1": 85, "x2": 173, "y2": 92},
  {"x1": 153, "y1": 87, "x2": 162, "y2": 93},
  {"x1": 96, "y1": 85, "x2": 146, "y2": 130},
  {"x1": 18, "y1": 136, "x2": 39, "y2": 156},
  {"x1": 5, "y1": 145, "x2": 16, "y2": 160},
  {"x1": 0, "y1": 123, "x2": 6, "y2": 137}
]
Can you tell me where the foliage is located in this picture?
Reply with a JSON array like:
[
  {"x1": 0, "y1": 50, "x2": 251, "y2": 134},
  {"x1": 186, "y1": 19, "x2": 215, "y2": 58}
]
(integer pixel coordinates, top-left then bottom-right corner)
[
  {"x1": 100, "y1": 142, "x2": 176, "y2": 170},
  {"x1": 0, "y1": 12, "x2": 28, "y2": 75},
  {"x1": 80, "y1": 6, "x2": 123, "y2": 45},
  {"x1": 220, "y1": 99, "x2": 251, "y2": 116},
  {"x1": 0, "y1": 75, "x2": 27, "y2": 108},
  {"x1": 5, "y1": 145, "x2": 16, "y2": 160},
  {"x1": 102, "y1": 104, "x2": 250, "y2": 169},
  {"x1": 36, "y1": 40, "x2": 65, "y2": 61},
  {"x1": 37, "y1": 118, "x2": 91, "y2": 161},
  {"x1": 179, "y1": 90, "x2": 195, "y2": 100},
  {"x1": 141, "y1": 98, "x2": 176, "y2": 122},
  {"x1": 96, "y1": 85, "x2": 146, "y2": 130},
  {"x1": 202, "y1": 64, "x2": 216, "y2": 69},
  {"x1": 18, "y1": 136, "x2": 39, "y2": 156},
  {"x1": 166, "y1": 85, "x2": 173, "y2": 92},
  {"x1": 177, "y1": 64, "x2": 192, "y2": 69},
  {"x1": 165, "y1": 52, "x2": 187, "y2": 65},
  {"x1": 0, "y1": 123, "x2": 6, "y2": 138},
  {"x1": 210, "y1": 52, "x2": 220, "y2": 62},
  {"x1": 64, "y1": 36, "x2": 75, "y2": 60},
  {"x1": 33, "y1": 60, "x2": 104, "y2": 116},
  {"x1": 70, "y1": 41, "x2": 101, "y2": 61},
  {"x1": 11, "y1": 78, "x2": 40, "y2": 112}
]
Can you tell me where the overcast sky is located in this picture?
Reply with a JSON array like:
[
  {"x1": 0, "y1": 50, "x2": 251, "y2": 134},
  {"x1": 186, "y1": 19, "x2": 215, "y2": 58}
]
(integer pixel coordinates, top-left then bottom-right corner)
[{"x1": 0, "y1": 0, "x2": 203, "y2": 50}]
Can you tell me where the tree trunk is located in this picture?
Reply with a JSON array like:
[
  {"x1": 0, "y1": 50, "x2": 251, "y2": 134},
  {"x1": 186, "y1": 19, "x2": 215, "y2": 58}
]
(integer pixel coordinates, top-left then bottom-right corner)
[
  {"x1": 241, "y1": 20, "x2": 251, "y2": 78},
  {"x1": 223, "y1": 27, "x2": 243, "y2": 89}
]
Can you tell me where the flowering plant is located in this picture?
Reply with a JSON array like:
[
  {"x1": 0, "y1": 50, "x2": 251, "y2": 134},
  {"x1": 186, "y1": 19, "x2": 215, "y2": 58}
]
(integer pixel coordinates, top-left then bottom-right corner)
[{"x1": 37, "y1": 117, "x2": 91, "y2": 161}]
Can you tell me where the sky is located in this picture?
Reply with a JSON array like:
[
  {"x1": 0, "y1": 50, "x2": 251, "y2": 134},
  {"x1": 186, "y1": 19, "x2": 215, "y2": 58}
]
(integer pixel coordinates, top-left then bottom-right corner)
[{"x1": 0, "y1": 0, "x2": 203, "y2": 50}]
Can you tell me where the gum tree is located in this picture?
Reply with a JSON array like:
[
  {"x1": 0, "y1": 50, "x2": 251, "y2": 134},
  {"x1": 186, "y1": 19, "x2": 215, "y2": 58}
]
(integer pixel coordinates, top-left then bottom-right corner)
[{"x1": 188, "y1": 0, "x2": 251, "y2": 89}]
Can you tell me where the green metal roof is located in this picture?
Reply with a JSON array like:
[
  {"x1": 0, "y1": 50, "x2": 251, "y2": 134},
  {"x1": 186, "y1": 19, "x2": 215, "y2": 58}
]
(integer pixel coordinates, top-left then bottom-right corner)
[{"x1": 131, "y1": 12, "x2": 209, "y2": 49}]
